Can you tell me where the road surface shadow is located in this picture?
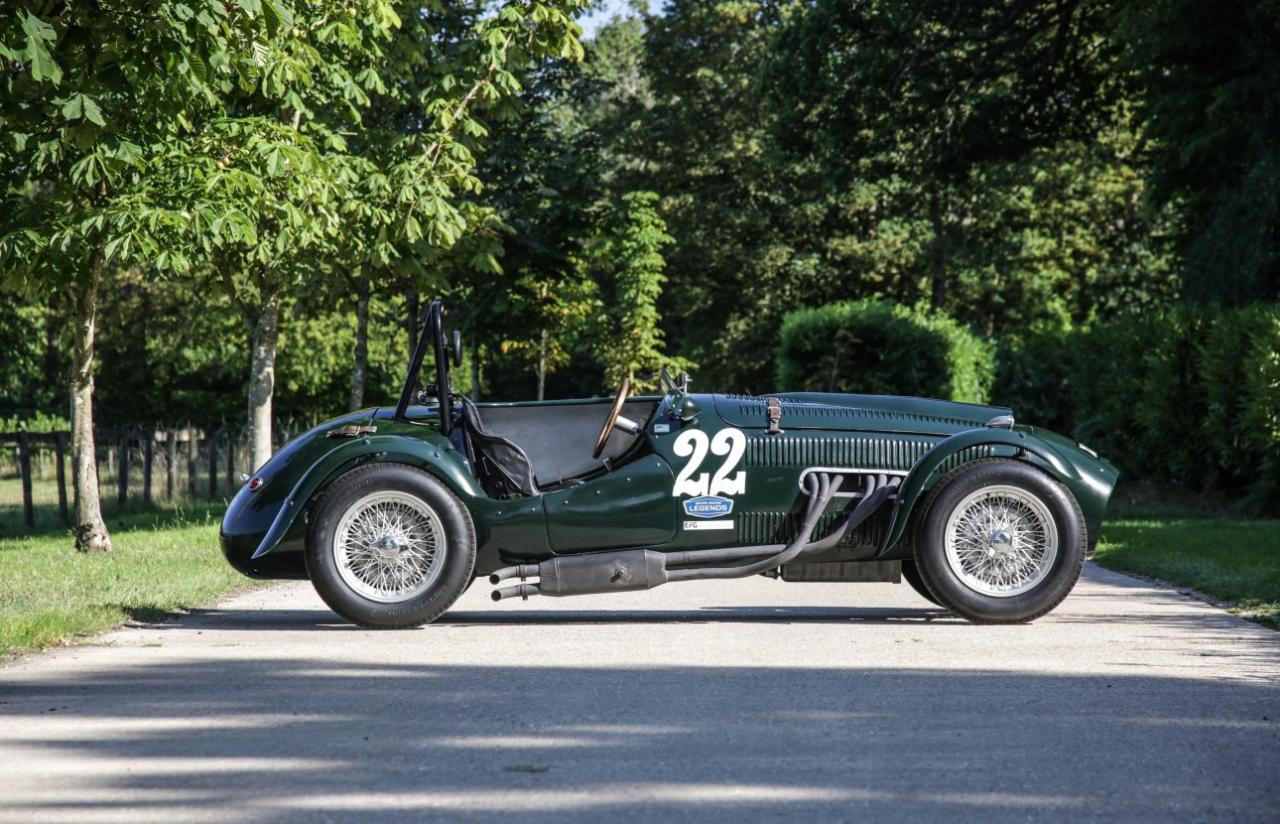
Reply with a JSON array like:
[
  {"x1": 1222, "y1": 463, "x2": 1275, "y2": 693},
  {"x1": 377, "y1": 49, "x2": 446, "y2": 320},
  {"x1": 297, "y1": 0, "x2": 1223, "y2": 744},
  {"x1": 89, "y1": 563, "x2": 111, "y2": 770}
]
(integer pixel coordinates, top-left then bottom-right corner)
[
  {"x1": 1, "y1": 659, "x2": 1278, "y2": 823},
  {"x1": 130, "y1": 605, "x2": 957, "y2": 632},
  {"x1": 439, "y1": 605, "x2": 957, "y2": 625}
]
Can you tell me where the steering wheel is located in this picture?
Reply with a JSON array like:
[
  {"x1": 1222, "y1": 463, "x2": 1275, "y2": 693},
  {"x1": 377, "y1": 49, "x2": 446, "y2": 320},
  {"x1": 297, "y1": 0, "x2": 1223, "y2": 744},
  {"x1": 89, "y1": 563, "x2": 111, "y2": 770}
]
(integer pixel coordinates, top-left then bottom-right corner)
[{"x1": 593, "y1": 379, "x2": 632, "y2": 459}]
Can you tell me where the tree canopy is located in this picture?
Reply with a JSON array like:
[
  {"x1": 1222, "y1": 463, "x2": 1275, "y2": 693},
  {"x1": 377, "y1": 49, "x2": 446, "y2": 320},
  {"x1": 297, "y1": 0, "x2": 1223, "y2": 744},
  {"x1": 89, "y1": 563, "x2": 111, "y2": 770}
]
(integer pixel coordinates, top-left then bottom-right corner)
[{"x1": 2, "y1": 0, "x2": 1275, "y2": 429}]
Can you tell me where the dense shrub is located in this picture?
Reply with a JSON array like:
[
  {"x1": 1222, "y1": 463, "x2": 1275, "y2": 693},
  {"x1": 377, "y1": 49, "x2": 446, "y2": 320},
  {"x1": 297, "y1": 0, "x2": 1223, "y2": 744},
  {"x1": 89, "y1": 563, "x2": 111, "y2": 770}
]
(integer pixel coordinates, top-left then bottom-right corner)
[
  {"x1": 777, "y1": 301, "x2": 995, "y2": 403},
  {"x1": 997, "y1": 305, "x2": 1279, "y2": 515},
  {"x1": 991, "y1": 328, "x2": 1076, "y2": 434},
  {"x1": 1129, "y1": 309, "x2": 1207, "y2": 485},
  {"x1": 1200, "y1": 306, "x2": 1280, "y2": 512}
]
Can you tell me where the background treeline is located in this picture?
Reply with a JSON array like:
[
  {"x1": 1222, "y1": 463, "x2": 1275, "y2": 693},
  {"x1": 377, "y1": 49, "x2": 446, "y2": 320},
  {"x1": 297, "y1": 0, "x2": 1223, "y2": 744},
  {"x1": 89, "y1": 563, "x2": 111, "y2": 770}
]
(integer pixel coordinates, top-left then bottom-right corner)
[
  {"x1": 778, "y1": 301, "x2": 1280, "y2": 514},
  {"x1": 4, "y1": 2, "x2": 1279, "y2": 509}
]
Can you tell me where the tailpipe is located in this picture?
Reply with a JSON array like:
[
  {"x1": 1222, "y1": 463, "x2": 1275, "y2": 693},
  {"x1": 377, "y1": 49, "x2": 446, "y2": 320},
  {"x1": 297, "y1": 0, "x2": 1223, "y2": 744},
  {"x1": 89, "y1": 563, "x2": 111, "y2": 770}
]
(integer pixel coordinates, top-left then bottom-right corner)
[
  {"x1": 490, "y1": 564, "x2": 539, "y2": 585},
  {"x1": 492, "y1": 583, "x2": 540, "y2": 601}
]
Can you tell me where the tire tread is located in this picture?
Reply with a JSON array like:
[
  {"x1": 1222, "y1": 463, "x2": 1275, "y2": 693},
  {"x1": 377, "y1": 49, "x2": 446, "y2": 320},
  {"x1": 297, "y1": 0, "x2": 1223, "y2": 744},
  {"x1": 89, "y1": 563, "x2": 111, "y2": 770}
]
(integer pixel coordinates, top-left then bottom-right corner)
[
  {"x1": 305, "y1": 462, "x2": 475, "y2": 629},
  {"x1": 912, "y1": 458, "x2": 1087, "y2": 624}
]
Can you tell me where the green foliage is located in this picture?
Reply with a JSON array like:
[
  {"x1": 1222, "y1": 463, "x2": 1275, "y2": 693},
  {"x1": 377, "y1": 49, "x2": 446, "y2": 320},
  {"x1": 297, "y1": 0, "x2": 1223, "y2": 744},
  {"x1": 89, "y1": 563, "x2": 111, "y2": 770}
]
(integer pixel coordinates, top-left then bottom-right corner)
[
  {"x1": 777, "y1": 301, "x2": 994, "y2": 403},
  {"x1": 0, "y1": 0, "x2": 295, "y2": 293},
  {"x1": 1132, "y1": 310, "x2": 1209, "y2": 485},
  {"x1": 83, "y1": 281, "x2": 409, "y2": 427},
  {"x1": 605, "y1": 1, "x2": 821, "y2": 390},
  {"x1": 0, "y1": 297, "x2": 66, "y2": 418},
  {"x1": 1242, "y1": 319, "x2": 1280, "y2": 511},
  {"x1": 992, "y1": 329, "x2": 1076, "y2": 435},
  {"x1": 575, "y1": 1, "x2": 1176, "y2": 389},
  {"x1": 0, "y1": 412, "x2": 70, "y2": 434},
  {"x1": 998, "y1": 305, "x2": 1280, "y2": 514},
  {"x1": 1003, "y1": 311, "x2": 1209, "y2": 488},
  {"x1": 590, "y1": 191, "x2": 690, "y2": 391},
  {"x1": 1066, "y1": 318, "x2": 1156, "y2": 476},
  {"x1": 461, "y1": 52, "x2": 606, "y2": 399},
  {"x1": 1118, "y1": 1, "x2": 1280, "y2": 305},
  {"x1": 1200, "y1": 306, "x2": 1280, "y2": 511}
]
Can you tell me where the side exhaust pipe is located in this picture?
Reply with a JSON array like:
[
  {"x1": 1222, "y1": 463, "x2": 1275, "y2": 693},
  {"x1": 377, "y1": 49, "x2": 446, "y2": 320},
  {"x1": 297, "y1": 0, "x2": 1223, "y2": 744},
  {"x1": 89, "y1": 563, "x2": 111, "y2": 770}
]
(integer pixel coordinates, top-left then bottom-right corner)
[
  {"x1": 490, "y1": 564, "x2": 538, "y2": 585},
  {"x1": 486, "y1": 472, "x2": 889, "y2": 602}
]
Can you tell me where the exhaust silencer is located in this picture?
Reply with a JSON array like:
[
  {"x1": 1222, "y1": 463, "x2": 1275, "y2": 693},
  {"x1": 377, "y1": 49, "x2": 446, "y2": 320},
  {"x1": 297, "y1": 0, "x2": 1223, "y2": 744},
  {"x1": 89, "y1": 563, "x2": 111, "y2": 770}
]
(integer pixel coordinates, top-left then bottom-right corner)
[{"x1": 489, "y1": 550, "x2": 670, "y2": 599}]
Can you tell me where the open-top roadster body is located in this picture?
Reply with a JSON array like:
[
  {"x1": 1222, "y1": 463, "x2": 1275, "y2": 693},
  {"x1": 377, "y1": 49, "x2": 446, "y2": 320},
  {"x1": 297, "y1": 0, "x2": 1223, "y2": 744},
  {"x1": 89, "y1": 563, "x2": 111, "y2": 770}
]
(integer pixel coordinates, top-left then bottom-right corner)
[{"x1": 221, "y1": 301, "x2": 1117, "y2": 626}]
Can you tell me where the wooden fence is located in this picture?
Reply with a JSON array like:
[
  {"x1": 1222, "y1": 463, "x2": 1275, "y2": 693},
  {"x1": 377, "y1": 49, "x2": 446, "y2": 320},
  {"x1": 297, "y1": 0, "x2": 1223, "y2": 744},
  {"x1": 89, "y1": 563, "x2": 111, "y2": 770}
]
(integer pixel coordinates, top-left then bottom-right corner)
[{"x1": 0, "y1": 420, "x2": 313, "y2": 533}]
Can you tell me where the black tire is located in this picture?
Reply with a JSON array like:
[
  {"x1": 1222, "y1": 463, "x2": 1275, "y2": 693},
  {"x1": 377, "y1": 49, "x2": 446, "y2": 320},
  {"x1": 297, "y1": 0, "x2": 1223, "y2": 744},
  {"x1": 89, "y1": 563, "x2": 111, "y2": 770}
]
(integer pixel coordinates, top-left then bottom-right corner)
[
  {"x1": 912, "y1": 458, "x2": 1086, "y2": 624},
  {"x1": 305, "y1": 463, "x2": 476, "y2": 628},
  {"x1": 900, "y1": 560, "x2": 941, "y2": 606}
]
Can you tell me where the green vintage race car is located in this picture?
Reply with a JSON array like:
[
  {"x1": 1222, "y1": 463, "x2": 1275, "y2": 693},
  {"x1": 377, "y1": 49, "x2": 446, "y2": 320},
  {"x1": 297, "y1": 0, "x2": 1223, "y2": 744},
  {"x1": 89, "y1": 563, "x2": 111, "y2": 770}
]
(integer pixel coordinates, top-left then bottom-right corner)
[{"x1": 221, "y1": 301, "x2": 1117, "y2": 627}]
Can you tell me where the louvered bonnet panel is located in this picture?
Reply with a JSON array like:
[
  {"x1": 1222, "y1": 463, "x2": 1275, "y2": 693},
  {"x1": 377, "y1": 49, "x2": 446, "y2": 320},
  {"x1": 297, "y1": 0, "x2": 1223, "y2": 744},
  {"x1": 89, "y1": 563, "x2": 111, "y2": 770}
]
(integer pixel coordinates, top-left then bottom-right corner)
[{"x1": 734, "y1": 431, "x2": 1000, "y2": 552}]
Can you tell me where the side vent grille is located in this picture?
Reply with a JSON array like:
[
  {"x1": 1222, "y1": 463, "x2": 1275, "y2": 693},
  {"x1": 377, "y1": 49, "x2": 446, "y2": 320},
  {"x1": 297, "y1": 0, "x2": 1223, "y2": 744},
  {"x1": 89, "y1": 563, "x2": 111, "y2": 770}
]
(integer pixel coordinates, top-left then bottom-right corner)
[
  {"x1": 733, "y1": 399, "x2": 981, "y2": 428},
  {"x1": 746, "y1": 434, "x2": 933, "y2": 471},
  {"x1": 936, "y1": 444, "x2": 1000, "y2": 473}
]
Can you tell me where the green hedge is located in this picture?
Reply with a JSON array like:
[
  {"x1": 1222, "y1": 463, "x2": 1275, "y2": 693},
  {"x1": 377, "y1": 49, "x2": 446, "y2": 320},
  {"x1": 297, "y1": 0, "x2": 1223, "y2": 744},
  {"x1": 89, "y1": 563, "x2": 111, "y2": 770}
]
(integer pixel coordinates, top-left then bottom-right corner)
[
  {"x1": 778, "y1": 300, "x2": 1278, "y2": 513},
  {"x1": 777, "y1": 300, "x2": 995, "y2": 403},
  {"x1": 993, "y1": 305, "x2": 1280, "y2": 514}
]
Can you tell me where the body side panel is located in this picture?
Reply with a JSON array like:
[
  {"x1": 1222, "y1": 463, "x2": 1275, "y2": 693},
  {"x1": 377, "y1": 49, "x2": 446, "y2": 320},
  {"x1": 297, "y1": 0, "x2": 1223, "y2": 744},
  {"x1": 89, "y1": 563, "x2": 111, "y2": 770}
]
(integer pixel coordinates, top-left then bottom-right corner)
[
  {"x1": 223, "y1": 392, "x2": 1115, "y2": 581},
  {"x1": 544, "y1": 455, "x2": 678, "y2": 552}
]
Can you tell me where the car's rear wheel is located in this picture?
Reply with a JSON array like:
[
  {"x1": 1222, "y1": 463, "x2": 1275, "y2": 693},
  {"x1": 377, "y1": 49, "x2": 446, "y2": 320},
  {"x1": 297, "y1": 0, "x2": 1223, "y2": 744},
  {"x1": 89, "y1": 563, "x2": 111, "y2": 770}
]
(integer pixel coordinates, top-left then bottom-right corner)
[
  {"x1": 913, "y1": 459, "x2": 1086, "y2": 623},
  {"x1": 305, "y1": 463, "x2": 475, "y2": 628}
]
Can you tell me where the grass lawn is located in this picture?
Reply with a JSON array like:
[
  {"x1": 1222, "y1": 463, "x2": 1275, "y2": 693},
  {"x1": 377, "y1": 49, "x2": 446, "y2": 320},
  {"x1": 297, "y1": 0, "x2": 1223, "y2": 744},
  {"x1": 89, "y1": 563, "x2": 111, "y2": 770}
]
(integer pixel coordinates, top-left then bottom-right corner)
[
  {"x1": 3, "y1": 502, "x2": 1276, "y2": 659},
  {"x1": 0, "y1": 506, "x2": 258, "y2": 658},
  {"x1": 1095, "y1": 516, "x2": 1280, "y2": 629}
]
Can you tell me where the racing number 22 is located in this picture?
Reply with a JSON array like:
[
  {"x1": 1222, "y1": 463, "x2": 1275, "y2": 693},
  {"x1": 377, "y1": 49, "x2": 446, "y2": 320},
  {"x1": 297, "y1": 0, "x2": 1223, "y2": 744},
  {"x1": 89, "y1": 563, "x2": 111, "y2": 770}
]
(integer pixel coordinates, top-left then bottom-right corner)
[{"x1": 672, "y1": 428, "x2": 746, "y2": 497}]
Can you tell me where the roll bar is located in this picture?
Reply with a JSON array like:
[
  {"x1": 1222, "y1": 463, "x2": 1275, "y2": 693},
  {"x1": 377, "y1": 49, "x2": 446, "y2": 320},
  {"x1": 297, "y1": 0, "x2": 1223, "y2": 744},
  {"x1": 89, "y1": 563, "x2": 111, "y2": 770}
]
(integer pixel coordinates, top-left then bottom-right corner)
[{"x1": 394, "y1": 300, "x2": 460, "y2": 433}]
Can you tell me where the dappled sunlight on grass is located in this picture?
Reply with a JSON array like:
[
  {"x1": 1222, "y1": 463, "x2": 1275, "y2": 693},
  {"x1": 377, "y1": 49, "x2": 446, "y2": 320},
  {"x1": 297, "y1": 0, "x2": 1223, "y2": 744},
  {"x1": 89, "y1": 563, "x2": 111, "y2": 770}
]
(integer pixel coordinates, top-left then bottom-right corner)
[
  {"x1": 1096, "y1": 517, "x2": 1280, "y2": 628},
  {"x1": 0, "y1": 509, "x2": 256, "y2": 657}
]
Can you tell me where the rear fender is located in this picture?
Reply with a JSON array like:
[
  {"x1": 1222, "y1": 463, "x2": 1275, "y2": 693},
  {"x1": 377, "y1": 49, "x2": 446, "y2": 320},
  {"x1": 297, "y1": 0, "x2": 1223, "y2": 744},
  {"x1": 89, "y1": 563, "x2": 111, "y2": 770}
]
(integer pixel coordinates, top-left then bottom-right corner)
[
  {"x1": 250, "y1": 434, "x2": 481, "y2": 560},
  {"x1": 876, "y1": 427, "x2": 1077, "y2": 556}
]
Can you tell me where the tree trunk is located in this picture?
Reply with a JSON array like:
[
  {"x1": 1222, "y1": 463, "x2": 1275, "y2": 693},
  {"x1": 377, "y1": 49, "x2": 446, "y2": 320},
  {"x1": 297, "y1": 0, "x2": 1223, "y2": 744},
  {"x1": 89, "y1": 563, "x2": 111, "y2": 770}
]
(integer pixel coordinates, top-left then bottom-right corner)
[
  {"x1": 246, "y1": 292, "x2": 281, "y2": 472},
  {"x1": 70, "y1": 255, "x2": 111, "y2": 553},
  {"x1": 537, "y1": 328, "x2": 548, "y2": 401},
  {"x1": 348, "y1": 275, "x2": 370, "y2": 411},
  {"x1": 405, "y1": 289, "x2": 420, "y2": 362}
]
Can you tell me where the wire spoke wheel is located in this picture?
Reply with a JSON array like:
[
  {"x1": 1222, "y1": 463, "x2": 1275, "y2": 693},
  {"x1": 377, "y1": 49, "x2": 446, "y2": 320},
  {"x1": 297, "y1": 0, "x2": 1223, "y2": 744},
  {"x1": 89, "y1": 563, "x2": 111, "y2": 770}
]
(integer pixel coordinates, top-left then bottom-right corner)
[
  {"x1": 943, "y1": 484, "x2": 1058, "y2": 598},
  {"x1": 333, "y1": 491, "x2": 446, "y2": 603}
]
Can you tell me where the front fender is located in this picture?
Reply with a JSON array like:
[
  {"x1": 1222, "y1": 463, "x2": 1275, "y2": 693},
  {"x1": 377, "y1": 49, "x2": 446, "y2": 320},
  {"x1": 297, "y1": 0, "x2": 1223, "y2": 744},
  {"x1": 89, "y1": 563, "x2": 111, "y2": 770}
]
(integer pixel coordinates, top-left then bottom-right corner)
[
  {"x1": 243, "y1": 432, "x2": 481, "y2": 561},
  {"x1": 876, "y1": 427, "x2": 1080, "y2": 557}
]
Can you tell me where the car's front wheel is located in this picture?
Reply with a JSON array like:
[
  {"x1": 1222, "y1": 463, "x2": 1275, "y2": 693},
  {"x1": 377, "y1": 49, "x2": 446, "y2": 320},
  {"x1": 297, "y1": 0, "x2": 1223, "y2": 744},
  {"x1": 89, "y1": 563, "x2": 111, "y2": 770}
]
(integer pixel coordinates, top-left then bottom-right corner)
[
  {"x1": 899, "y1": 560, "x2": 941, "y2": 606},
  {"x1": 913, "y1": 459, "x2": 1086, "y2": 623},
  {"x1": 305, "y1": 463, "x2": 475, "y2": 628}
]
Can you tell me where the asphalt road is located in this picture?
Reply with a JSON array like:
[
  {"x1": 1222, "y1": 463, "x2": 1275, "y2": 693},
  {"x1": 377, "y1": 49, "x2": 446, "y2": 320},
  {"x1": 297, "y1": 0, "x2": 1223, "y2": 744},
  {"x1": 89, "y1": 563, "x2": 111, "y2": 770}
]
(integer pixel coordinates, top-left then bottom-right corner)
[{"x1": 2, "y1": 563, "x2": 1278, "y2": 823}]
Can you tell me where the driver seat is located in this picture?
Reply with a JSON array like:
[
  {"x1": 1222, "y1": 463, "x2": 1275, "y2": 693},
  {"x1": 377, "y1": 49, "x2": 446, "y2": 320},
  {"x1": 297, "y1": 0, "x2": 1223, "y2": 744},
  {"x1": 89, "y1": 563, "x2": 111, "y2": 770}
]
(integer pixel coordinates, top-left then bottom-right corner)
[{"x1": 457, "y1": 397, "x2": 539, "y2": 498}]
